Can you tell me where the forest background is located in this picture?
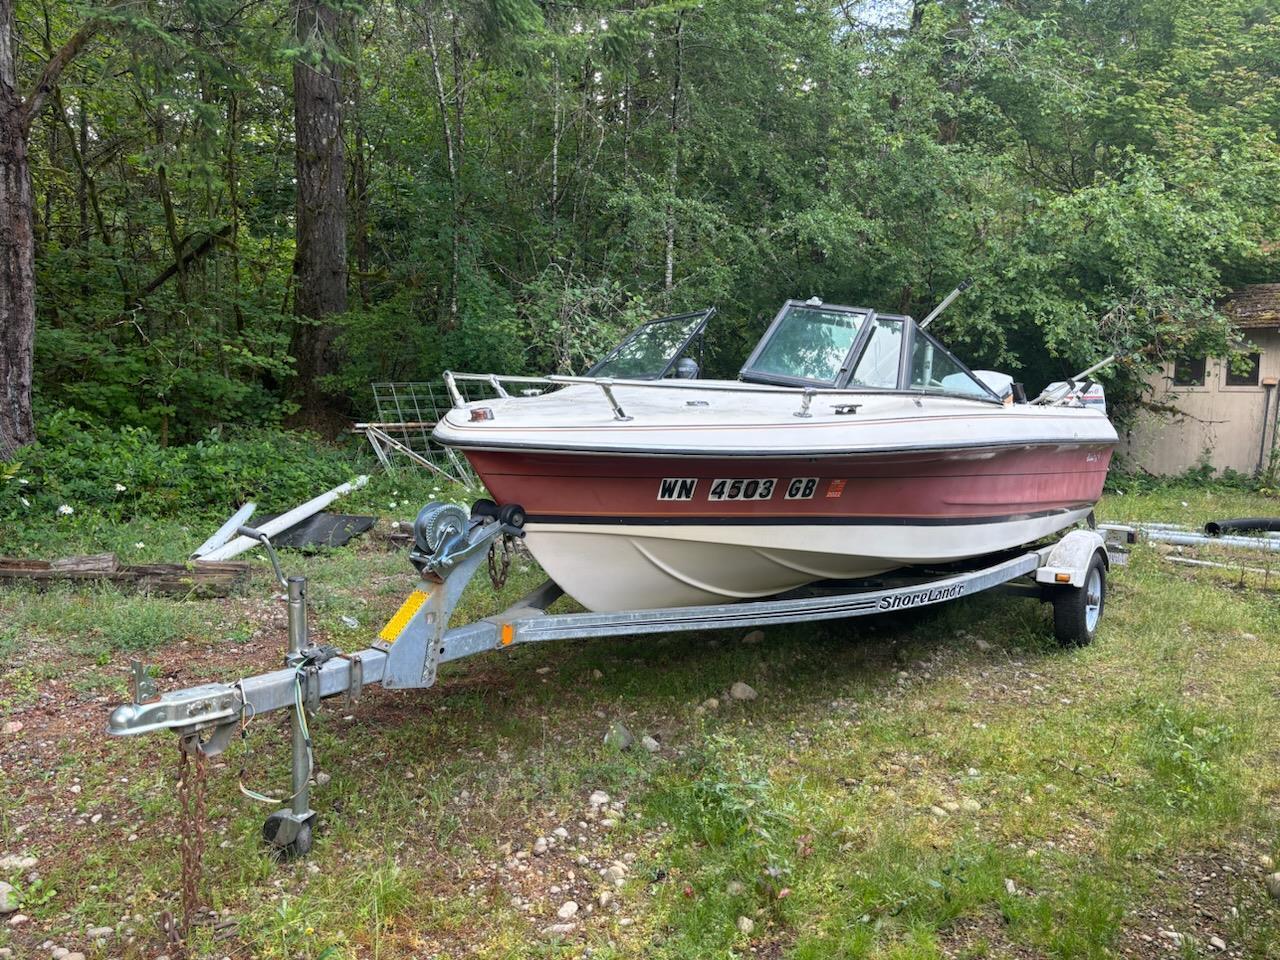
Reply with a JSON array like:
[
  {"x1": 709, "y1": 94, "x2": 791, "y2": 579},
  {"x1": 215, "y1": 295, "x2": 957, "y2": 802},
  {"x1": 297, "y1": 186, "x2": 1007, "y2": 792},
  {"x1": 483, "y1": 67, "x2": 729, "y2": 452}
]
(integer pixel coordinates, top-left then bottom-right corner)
[{"x1": 1, "y1": 0, "x2": 1279, "y2": 518}]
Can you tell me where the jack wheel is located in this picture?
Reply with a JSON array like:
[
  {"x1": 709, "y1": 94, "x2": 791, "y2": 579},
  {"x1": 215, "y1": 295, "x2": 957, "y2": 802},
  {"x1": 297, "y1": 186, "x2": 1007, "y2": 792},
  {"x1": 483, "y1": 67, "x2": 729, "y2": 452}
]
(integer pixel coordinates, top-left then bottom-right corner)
[
  {"x1": 1052, "y1": 551, "x2": 1106, "y2": 647},
  {"x1": 262, "y1": 812, "x2": 313, "y2": 860}
]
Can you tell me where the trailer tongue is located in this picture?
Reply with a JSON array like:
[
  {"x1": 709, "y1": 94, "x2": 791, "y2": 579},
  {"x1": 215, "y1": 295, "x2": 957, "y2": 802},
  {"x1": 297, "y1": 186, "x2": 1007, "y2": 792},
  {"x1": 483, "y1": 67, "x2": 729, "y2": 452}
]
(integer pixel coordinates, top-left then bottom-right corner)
[{"x1": 108, "y1": 498, "x2": 1110, "y2": 858}]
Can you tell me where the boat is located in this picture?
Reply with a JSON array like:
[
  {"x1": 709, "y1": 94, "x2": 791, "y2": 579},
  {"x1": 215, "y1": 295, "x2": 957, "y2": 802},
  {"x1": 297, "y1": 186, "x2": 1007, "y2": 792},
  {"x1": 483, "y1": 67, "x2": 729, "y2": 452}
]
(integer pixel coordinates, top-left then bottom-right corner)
[{"x1": 433, "y1": 297, "x2": 1118, "y2": 612}]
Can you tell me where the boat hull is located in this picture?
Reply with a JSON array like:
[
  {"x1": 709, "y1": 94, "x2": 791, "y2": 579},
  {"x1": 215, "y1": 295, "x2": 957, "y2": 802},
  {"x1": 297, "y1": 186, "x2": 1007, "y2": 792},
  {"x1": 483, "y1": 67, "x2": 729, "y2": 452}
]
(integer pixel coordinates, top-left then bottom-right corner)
[{"x1": 463, "y1": 444, "x2": 1112, "y2": 611}]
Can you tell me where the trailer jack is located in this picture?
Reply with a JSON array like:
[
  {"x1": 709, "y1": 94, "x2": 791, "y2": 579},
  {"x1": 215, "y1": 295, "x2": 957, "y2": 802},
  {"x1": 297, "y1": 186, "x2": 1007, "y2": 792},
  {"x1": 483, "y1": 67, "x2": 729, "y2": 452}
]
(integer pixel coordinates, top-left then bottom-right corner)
[{"x1": 109, "y1": 499, "x2": 1110, "y2": 857}]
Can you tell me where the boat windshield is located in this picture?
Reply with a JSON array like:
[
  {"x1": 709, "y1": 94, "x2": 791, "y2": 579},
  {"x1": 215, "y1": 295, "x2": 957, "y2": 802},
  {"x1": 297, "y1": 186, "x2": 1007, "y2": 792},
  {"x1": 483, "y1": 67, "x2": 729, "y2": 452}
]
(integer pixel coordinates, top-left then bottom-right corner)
[
  {"x1": 741, "y1": 303, "x2": 868, "y2": 385},
  {"x1": 908, "y1": 332, "x2": 993, "y2": 399},
  {"x1": 586, "y1": 309, "x2": 714, "y2": 380},
  {"x1": 741, "y1": 299, "x2": 1000, "y2": 400}
]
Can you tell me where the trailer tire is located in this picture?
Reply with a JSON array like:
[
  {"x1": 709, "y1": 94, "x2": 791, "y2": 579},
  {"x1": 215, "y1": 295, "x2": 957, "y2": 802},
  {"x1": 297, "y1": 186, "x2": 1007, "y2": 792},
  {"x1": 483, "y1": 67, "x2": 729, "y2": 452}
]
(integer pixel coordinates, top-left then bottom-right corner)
[{"x1": 1052, "y1": 551, "x2": 1106, "y2": 647}]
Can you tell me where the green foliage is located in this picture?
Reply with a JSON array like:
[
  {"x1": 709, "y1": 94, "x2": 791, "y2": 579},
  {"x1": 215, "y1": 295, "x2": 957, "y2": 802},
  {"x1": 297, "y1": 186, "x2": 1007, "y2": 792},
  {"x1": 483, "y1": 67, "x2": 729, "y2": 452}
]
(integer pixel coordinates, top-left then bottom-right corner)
[
  {"x1": 0, "y1": 412, "x2": 366, "y2": 526},
  {"x1": 10, "y1": 0, "x2": 1280, "y2": 436},
  {"x1": 1137, "y1": 700, "x2": 1238, "y2": 813}
]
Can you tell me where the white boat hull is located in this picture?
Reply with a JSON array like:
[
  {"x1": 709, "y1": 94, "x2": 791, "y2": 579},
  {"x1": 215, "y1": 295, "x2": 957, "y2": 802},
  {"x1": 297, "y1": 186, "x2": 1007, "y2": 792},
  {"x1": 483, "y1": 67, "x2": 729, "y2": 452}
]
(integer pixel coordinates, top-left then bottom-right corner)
[{"x1": 526, "y1": 507, "x2": 1094, "y2": 611}]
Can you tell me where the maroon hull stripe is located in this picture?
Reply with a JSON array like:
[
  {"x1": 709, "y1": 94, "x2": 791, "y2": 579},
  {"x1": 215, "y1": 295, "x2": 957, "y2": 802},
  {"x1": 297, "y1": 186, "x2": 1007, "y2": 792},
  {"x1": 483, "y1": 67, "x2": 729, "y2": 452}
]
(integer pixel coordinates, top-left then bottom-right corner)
[
  {"x1": 465, "y1": 444, "x2": 1113, "y2": 522},
  {"x1": 524, "y1": 506, "x2": 1094, "y2": 526}
]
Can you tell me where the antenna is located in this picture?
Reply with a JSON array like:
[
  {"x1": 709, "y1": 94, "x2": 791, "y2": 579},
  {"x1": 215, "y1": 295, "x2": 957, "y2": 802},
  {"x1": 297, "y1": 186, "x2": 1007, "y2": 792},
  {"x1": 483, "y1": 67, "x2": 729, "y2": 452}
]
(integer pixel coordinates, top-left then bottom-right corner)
[{"x1": 918, "y1": 278, "x2": 973, "y2": 329}]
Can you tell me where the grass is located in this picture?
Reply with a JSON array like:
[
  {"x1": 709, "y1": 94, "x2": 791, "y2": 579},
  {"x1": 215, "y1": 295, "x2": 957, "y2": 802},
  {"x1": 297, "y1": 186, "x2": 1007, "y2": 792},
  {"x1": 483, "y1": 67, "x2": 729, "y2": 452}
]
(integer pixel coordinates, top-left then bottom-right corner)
[{"x1": 1, "y1": 481, "x2": 1279, "y2": 959}]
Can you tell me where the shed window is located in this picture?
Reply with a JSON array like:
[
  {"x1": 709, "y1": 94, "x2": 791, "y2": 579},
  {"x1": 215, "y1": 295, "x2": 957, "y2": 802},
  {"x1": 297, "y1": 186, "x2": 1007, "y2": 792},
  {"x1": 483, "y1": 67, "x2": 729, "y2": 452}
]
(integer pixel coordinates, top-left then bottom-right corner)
[
  {"x1": 1225, "y1": 352, "x2": 1261, "y2": 387},
  {"x1": 1172, "y1": 357, "x2": 1207, "y2": 387}
]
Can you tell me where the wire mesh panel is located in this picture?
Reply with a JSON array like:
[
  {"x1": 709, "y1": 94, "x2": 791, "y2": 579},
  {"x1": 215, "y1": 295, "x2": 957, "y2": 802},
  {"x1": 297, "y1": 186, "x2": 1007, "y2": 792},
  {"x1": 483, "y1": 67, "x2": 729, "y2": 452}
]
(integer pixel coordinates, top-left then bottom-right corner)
[{"x1": 365, "y1": 381, "x2": 492, "y2": 484}]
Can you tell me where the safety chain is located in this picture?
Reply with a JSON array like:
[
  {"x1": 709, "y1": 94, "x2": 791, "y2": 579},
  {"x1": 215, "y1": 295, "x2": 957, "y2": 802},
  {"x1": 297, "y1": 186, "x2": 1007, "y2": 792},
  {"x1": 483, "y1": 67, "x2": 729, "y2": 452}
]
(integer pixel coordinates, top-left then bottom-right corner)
[
  {"x1": 488, "y1": 533, "x2": 512, "y2": 590},
  {"x1": 176, "y1": 735, "x2": 209, "y2": 947}
]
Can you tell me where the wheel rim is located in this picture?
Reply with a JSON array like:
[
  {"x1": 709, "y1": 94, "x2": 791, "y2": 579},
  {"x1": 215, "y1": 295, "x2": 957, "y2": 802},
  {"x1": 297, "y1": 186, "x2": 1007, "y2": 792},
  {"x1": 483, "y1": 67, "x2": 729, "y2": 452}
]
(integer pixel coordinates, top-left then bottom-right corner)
[{"x1": 1084, "y1": 567, "x2": 1102, "y2": 633}]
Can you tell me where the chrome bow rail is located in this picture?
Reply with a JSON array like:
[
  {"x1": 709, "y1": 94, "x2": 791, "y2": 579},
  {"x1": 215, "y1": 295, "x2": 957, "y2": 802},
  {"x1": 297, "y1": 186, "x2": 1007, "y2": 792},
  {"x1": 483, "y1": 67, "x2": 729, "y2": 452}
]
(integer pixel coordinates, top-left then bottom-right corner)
[{"x1": 444, "y1": 371, "x2": 928, "y2": 420}]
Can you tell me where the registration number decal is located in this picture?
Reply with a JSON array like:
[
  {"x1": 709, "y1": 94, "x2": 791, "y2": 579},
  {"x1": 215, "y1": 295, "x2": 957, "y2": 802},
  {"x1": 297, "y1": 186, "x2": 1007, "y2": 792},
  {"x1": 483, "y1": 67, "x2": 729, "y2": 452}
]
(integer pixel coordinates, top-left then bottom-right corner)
[
  {"x1": 708, "y1": 478, "x2": 776, "y2": 501},
  {"x1": 785, "y1": 477, "x2": 819, "y2": 500},
  {"x1": 658, "y1": 478, "x2": 698, "y2": 500}
]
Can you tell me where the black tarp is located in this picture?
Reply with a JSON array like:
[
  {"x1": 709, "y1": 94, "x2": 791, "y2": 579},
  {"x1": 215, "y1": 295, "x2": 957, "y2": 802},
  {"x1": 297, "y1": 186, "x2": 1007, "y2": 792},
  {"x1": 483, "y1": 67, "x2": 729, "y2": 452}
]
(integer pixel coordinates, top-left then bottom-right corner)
[{"x1": 258, "y1": 512, "x2": 377, "y2": 549}]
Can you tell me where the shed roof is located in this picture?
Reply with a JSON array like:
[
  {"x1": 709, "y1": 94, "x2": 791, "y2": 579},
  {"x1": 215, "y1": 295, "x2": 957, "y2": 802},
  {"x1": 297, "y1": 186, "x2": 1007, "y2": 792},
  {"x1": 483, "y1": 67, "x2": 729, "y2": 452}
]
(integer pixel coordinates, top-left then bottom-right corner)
[{"x1": 1224, "y1": 283, "x2": 1280, "y2": 329}]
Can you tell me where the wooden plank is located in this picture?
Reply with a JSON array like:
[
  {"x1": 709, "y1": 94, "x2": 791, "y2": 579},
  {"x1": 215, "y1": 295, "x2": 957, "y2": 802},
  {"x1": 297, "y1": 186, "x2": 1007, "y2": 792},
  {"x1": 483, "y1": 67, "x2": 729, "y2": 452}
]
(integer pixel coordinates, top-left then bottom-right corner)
[
  {"x1": 51, "y1": 553, "x2": 119, "y2": 573},
  {"x1": 0, "y1": 557, "x2": 251, "y2": 598}
]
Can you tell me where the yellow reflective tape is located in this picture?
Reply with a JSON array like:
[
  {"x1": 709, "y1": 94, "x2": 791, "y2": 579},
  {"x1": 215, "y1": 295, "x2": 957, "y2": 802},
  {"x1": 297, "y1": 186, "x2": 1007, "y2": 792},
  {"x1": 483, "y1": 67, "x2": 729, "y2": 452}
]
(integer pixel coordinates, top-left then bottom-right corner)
[
  {"x1": 500, "y1": 623, "x2": 515, "y2": 646},
  {"x1": 379, "y1": 589, "x2": 430, "y2": 642}
]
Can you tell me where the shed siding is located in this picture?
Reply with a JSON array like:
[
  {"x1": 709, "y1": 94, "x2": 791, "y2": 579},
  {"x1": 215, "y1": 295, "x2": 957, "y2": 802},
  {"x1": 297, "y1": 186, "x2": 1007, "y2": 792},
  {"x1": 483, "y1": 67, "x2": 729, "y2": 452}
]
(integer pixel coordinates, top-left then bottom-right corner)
[{"x1": 1120, "y1": 329, "x2": 1280, "y2": 475}]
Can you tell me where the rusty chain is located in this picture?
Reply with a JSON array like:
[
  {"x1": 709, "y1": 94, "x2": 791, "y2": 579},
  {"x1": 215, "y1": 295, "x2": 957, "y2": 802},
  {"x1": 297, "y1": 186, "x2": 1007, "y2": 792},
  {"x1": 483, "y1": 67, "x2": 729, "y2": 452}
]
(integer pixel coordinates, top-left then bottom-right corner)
[
  {"x1": 488, "y1": 534, "x2": 512, "y2": 590},
  {"x1": 176, "y1": 736, "x2": 209, "y2": 949}
]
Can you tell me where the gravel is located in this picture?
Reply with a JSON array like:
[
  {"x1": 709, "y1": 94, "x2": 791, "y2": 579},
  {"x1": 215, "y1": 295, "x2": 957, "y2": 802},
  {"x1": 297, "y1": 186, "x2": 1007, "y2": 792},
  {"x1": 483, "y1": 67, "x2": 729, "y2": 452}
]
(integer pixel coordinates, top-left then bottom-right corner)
[
  {"x1": 604, "y1": 720, "x2": 634, "y2": 751},
  {"x1": 1266, "y1": 872, "x2": 1280, "y2": 902},
  {"x1": 557, "y1": 901, "x2": 579, "y2": 920}
]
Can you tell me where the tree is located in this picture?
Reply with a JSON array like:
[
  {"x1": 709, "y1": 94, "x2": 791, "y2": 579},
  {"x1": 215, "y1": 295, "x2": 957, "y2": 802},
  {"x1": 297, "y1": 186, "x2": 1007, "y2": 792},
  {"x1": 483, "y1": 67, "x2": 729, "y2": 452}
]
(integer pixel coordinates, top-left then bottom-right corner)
[
  {"x1": 290, "y1": 0, "x2": 349, "y2": 416},
  {"x1": 0, "y1": 0, "x2": 100, "y2": 456}
]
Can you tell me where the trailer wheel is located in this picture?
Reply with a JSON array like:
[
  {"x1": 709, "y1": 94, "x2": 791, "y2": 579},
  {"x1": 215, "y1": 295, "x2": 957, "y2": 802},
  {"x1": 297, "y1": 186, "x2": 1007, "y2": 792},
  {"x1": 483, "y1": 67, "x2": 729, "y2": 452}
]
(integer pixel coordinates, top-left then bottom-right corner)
[{"x1": 1052, "y1": 551, "x2": 1106, "y2": 647}]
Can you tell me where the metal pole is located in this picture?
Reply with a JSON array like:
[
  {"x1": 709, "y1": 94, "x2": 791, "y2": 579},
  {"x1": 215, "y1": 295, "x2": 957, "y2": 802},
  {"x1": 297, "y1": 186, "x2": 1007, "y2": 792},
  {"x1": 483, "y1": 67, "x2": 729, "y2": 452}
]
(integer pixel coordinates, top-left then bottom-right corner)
[
  {"x1": 1257, "y1": 382, "x2": 1275, "y2": 477},
  {"x1": 192, "y1": 503, "x2": 257, "y2": 558},
  {"x1": 286, "y1": 577, "x2": 310, "y2": 820},
  {"x1": 1267, "y1": 378, "x2": 1280, "y2": 481},
  {"x1": 918, "y1": 279, "x2": 973, "y2": 329}
]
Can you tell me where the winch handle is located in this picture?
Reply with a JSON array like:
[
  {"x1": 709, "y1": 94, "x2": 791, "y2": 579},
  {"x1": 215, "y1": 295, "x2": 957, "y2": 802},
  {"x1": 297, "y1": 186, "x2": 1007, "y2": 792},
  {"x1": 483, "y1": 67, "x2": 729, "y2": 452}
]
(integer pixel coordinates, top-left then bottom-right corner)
[{"x1": 237, "y1": 525, "x2": 288, "y2": 589}]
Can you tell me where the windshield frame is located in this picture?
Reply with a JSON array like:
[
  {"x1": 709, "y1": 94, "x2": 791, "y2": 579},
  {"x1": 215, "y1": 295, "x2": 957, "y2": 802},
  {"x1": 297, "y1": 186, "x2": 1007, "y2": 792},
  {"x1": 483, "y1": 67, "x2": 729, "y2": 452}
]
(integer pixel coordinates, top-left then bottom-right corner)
[
  {"x1": 739, "y1": 300, "x2": 873, "y2": 388},
  {"x1": 740, "y1": 299, "x2": 1002, "y2": 403},
  {"x1": 902, "y1": 324, "x2": 1002, "y2": 403},
  {"x1": 585, "y1": 308, "x2": 716, "y2": 380}
]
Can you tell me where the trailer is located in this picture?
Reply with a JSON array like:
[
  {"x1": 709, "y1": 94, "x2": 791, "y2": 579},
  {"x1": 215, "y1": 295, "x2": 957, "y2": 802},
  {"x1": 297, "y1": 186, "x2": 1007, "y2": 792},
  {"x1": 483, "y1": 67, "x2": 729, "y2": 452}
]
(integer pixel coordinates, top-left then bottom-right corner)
[{"x1": 108, "y1": 500, "x2": 1111, "y2": 859}]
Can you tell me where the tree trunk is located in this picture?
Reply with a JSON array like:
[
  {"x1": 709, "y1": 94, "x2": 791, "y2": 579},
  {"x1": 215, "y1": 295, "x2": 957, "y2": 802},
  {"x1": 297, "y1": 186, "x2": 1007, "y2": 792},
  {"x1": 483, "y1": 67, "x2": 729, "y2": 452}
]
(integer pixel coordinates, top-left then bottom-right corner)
[
  {"x1": 291, "y1": 0, "x2": 348, "y2": 416},
  {"x1": 0, "y1": 0, "x2": 36, "y2": 457},
  {"x1": 0, "y1": 0, "x2": 101, "y2": 455},
  {"x1": 423, "y1": 9, "x2": 459, "y2": 325},
  {"x1": 663, "y1": 14, "x2": 684, "y2": 297}
]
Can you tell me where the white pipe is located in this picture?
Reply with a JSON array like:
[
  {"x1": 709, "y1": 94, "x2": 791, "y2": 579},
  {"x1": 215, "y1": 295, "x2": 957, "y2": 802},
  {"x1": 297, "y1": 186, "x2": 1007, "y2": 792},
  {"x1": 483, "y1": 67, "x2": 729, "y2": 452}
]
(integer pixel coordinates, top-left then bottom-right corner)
[
  {"x1": 1104, "y1": 521, "x2": 1280, "y2": 542},
  {"x1": 192, "y1": 503, "x2": 257, "y2": 558},
  {"x1": 1141, "y1": 529, "x2": 1280, "y2": 553},
  {"x1": 1167, "y1": 557, "x2": 1273, "y2": 575},
  {"x1": 199, "y1": 477, "x2": 369, "y2": 562}
]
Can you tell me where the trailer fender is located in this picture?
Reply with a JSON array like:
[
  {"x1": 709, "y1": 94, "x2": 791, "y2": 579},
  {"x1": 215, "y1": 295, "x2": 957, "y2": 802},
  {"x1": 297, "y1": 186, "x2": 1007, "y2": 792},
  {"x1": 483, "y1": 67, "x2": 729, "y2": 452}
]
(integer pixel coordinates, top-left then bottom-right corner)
[{"x1": 1034, "y1": 530, "x2": 1108, "y2": 589}]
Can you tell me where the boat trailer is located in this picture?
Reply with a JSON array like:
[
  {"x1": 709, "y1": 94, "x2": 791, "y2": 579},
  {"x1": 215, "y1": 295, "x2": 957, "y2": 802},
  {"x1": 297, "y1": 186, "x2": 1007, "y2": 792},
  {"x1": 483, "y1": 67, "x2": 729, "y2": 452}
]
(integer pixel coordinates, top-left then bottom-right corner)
[{"x1": 108, "y1": 499, "x2": 1111, "y2": 858}]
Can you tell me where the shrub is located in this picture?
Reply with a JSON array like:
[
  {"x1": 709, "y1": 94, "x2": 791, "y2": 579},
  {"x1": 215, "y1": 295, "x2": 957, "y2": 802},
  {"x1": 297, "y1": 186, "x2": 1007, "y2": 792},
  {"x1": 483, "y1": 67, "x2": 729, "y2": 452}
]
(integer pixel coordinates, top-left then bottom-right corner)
[{"x1": 0, "y1": 410, "x2": 372, "y2": 525}]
